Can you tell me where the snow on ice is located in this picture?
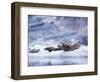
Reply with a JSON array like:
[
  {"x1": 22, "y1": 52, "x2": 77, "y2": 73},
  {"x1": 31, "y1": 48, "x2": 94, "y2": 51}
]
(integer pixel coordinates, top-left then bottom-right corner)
[{"x1": 28, "y1": 45, "x2": 88, "y2": 66}]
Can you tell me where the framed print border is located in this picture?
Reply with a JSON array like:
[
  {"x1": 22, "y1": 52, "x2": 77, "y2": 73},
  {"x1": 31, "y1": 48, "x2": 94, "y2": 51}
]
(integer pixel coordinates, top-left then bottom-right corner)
[{"x1": 11, "y1": 2, "x2": 98, "y2": 80}]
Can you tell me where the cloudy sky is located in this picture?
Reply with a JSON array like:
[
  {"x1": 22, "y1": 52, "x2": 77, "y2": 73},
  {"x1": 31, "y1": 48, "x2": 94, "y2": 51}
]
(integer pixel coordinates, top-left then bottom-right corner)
[{"x1": 28, "y1": 15, "x2": 88, "y2": 46}]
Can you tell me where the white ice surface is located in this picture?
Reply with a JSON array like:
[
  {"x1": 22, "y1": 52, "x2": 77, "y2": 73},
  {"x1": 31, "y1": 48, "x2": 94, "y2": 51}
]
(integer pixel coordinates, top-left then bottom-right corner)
[{"x1": 28, "y1": 45, "x2": 88, "y2": 66}]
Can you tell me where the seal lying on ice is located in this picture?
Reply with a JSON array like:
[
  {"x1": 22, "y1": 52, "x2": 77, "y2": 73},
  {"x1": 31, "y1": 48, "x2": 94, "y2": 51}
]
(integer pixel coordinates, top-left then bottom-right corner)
[
  {"x1": 58, "y1": 42, "x2": 80, "y2": 51},
  {"x1": 44, "y1": 47, "x2": 61, "y2": 52},
  {"x1": 29, "y1": 49, "x2": 40, "y2": 53},
  {"x1": 44, "y1": 42, "x2": 80, "y2": 52}
]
